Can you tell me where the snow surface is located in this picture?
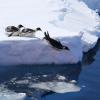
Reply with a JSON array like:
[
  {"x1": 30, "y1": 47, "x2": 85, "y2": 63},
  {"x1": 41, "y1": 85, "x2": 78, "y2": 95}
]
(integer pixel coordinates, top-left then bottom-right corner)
[{"x1": 0, "y1": 0, "x2": 100, "y2": 65}]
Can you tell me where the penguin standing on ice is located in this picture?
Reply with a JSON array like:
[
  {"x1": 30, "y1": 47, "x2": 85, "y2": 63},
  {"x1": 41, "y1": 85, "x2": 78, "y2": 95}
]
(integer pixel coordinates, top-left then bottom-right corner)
[
  {"x1": 18, "y1": 25, "x2": 42, "y2": 37},
  {"x1": 44, "y1": 31, "x2": 69, "y2": 50}
]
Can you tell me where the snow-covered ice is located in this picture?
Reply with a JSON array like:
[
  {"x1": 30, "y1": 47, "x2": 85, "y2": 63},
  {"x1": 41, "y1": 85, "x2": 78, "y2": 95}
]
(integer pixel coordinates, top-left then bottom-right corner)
[
  {"x1": 29, "y1": 81, "x2": 81, "y2": 93},
  {"x1": 0, "y1": 0, "x2": 100, "y2": 65},
  {"x1": 0, "y1": 35, "x2": 82, "y2": 65},
  {"x1": 0, "y1": 85, "x2": 26, "y2": 100}
]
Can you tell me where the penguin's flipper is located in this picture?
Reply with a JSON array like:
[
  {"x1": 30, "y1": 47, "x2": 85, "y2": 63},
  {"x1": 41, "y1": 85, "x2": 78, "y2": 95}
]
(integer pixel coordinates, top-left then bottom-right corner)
[
  {"x1": 8, "y1": 32, "x2": 13, "y2": 37},
  {"x1": 44, "y1": 31, "x2": 50, "y2": 40},
  {"x1": 47, "y1": 31, "x2": 50, "y2": 38},
  {"x1": 44, "y1": 32, "x2": 47, "y2": 37}
]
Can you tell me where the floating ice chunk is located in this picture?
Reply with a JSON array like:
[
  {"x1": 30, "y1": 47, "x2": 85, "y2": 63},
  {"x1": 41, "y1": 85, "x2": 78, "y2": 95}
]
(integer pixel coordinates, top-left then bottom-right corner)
[
  {"x1": 56, "y1": 75, "x2": 66, "y2": 80},
  {"x1": 30, "y1": 82, "x2": 81, "y2": 93},
  {"x1": 0, "y1": 85, "x2": 26, "y2": 100}
]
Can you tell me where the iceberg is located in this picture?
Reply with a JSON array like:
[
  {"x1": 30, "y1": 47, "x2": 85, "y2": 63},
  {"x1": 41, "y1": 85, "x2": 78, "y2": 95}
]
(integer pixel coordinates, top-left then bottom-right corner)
[{"x1": 0, "y1": 0, "x2": 100, "y2": 65}]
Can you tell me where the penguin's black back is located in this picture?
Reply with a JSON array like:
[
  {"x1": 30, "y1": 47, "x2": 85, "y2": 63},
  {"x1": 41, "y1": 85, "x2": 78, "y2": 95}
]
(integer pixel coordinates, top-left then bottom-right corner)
[
  {"x1": 21, "y1": 28, "x2": 35, "y2": 33},
  {"x1": 5, "y1": 26, "x2": 19, "y2": 32},
  {"x1": 48, "y1": 38, "x2": 63, "y2": 49},
  {"x1": 44, "y1": 32, "x2": 69, "y2": 50}
]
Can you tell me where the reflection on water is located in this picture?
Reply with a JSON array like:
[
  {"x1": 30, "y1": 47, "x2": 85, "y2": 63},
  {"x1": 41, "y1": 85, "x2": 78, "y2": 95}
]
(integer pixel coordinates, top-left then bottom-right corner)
[
  {"x1": 82, "y1": 38, "x2": 100, "y2": 65},
  {"x1": 0, "y1": 39, "x2": 100, "y2": 100}
]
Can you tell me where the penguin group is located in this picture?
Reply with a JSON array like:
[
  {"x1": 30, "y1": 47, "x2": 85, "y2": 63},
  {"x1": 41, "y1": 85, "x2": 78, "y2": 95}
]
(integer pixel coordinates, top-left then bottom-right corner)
[
  {"x1": 5, "y1": 24, "x2": 69, "y2": 51},
  {"x1": 5, "y1": 24, "x2": 42, "y2": 37}
]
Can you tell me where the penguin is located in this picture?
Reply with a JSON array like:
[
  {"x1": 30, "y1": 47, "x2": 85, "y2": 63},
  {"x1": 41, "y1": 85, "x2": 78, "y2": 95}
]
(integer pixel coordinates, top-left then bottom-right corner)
[
  {"x1": 5, "y1": 24, "x2": 25, "y2": 37},
  {"x1": 18, "y1": 25, "x2": 42, "y2": 37},
  {"x1": 44, "y1": 31, "x2": 69, "y2": 50},
  {"x1": 5, "y1": 25, "x2": 19, "y2": 37}
]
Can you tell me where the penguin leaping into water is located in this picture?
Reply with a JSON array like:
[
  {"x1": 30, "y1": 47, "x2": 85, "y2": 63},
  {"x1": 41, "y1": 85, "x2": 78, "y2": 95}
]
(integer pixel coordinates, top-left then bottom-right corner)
[{"x1": 44, "y1": 31, "x2": 70, "y2": 50}]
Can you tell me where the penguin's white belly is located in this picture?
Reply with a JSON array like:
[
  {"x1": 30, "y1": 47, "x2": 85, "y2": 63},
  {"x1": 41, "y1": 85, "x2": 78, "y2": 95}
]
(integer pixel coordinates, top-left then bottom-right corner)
[
  {"x1": 12, "y1": 32, "x2": 20, "y2": 36},
  {"x1": 6, "y1": 32, "x2": 12, "y2": 36},
  {"x1": 6, "y1": 32, "x2": 19, "y2": 36},
  {"x1": 19, "y1": 32, "x2": 35, "y2": 37}
]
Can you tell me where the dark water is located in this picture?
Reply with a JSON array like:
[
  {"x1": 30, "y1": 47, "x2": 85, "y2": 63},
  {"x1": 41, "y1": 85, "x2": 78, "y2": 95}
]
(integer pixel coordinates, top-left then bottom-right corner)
[{"x1": 0, "y1": 39, "x2": 100, "y2": 100}]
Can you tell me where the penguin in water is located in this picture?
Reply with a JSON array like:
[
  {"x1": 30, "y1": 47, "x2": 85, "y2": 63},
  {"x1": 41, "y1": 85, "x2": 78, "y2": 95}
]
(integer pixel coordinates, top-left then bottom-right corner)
[
  {"x1": 44, "y1": 31, "x2": 70, "y2": 50},
  {"x1": 5, "y1": 25, "x2": 20, "y2": 37},
  {"x1": 18, "y1": 25, "x2": 42, "y2": 37}
]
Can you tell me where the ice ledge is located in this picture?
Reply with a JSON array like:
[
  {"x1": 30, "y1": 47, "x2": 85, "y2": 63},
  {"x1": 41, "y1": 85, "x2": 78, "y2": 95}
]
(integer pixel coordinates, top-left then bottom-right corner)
[{"x1": 0, "y1": 35, "x2": 82, "y2": 65}]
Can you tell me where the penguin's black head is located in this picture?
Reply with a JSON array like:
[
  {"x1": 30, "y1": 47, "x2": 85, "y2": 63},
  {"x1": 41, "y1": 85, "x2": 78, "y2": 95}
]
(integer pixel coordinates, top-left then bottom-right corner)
[
  {"x1": 36, "y1": 27, "x2": 42, "y2": 31},
  {"x1": 18, "y1": 24, "x2": 24, "y2": 28}
]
